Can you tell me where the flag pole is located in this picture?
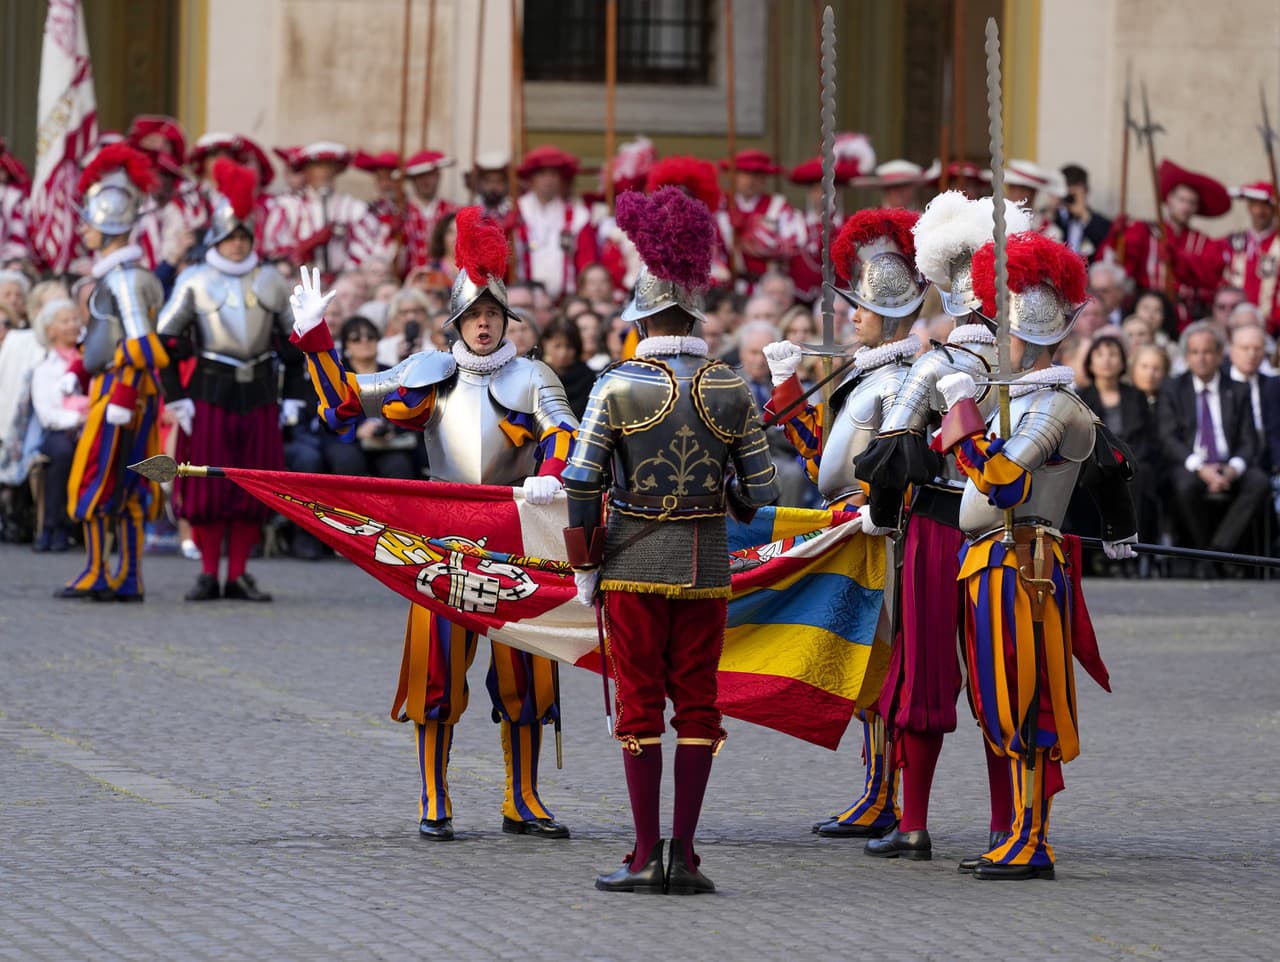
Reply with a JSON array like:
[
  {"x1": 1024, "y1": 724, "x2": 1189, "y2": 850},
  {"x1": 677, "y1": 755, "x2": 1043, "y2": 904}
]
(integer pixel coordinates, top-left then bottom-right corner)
[
  {"x1": 471, "y1": 0, "x2": 487, "y2": 176},
  {"x1": 604, "y1": 0, "x2": 618, "y2": 211},
  {"x1": 509, "y1": 0, "x2": 525, "y2": 204},
  {"x1": 420, "y1": 0, "x2": 437, "y2": 150}
]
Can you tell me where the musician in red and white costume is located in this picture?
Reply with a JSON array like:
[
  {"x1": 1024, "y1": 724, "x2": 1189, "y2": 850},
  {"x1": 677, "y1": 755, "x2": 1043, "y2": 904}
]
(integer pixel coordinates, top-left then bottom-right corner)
[
  {"x1": 717, "y1": 149, "x2": 805, "y2": 294},
  {"x1": 858, "y1": 159, "x2": 941, "y2": 212},
  {"x1": 514, "y1": 145, "x2": 597, "y2": 302},
  {"x1": 274, "y1": 142, "x2": 387, "y2": 282},
  {"x1": 591, "y1": 137, "x2": 657, "y2": 291},
  {"x1": 126, "y1": 116, "x2": 207, "y2": 273},
  {"x1": 786, "y1": 132, "x2": 876, "y2": 305},
  {"x1": 1223, "y1": 181, "x2": 1280, "y2": 335},
  {"x1": 400, "y1": 150, "x2": 458, "y2": 275},
  {"x1": 0, "y1": 139, "x2": 31, "y2": 265},
  {"x1": 354, "y1": 149, "x2": 404, "y2": 242},
  {"x1": 188, "y1": 133, "x2": 285, "y2": 258}
]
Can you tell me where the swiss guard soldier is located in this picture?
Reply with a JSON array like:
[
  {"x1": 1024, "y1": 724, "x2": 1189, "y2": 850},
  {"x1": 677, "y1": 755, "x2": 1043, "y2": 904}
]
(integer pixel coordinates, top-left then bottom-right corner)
[
  {"x1": 933, "y1": 231, "x2": 1137, "y2": 880},
  {"x1": 563, "y1": 186, "x2": 779, "y2": 894},
  {"x1": 760, "y1": 208, "x2": 928, "y2": 842},
  {"x1": 157, "y1": 159, "x2": 307, "y2": 602},
  {"x1": 852, "y1": 191, "x2": 1032, "y2": 861},
  {"x1": 1223, "y1": 182, "x2": 1280, "y2": 334},
  {"x1": 289, "y1": 206, "x2": 578, "y2": 842},
  {"x1": 59, "y1": 144, "x2": 169, "y2": 602}
]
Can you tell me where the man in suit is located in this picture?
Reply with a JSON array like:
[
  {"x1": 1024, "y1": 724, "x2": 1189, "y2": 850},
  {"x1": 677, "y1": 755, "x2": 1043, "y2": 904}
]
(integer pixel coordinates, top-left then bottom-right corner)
[
  {"x1": 1055, "y1": 165, "x2": 1113, "y2": 263},
  {"x1": 1226, "y1": 322, "x2": 1272, "y2": 470},
  {"x1": 1158, "y1": 321, "x2": 1270, "y2": 555}
]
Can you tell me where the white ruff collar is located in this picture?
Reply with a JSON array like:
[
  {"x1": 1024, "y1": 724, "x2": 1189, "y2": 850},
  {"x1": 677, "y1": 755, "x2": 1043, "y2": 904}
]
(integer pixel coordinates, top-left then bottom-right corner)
[
  {"x1": 452, "y1": 337, "x2": 517, "y2": 374},
  {"x1": 948, "y1": 323, "x2": 995, "y2": 346},
  {"x1": 854, "y1": 333, "x2": 920, "y2": 371},
  {"x1": 206, "y1": 249, "x2": 259, "y2": 276},
  {"x1": 1011, "y1": 365, "x2": 1075, "y2": 398},
  {"x1": 91, "y1": 244, "x2": 144, "y2": 278},
  {"x1": 634, "y1": 335, "x2": 708, "y2": 357}
]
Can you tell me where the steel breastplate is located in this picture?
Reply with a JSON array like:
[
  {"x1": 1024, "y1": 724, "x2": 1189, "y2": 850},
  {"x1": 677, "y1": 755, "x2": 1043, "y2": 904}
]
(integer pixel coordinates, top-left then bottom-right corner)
[
  {"x1": 191, "y1": 271, "x2": 278, "y2": 361},
  {"x1": 83, "y1": 285, "x2": 124, "y2": 375},
  {"x1": 818, "y1": 361, "x2": 908, "y2": 501},
  {"x1": 424, "y1": 369, "x2": 537, "y2": 485}
]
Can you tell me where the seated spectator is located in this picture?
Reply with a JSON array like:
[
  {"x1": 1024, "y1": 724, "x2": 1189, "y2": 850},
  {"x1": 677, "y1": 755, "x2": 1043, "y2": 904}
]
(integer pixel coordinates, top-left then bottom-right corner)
[
  {"x1": 1134, "y1": 288, "x2": 1178, "y2": 343},
  {"x1": 1078, "y1": 334, "x2": 1159, "y2": 545},
  {"x1": 562, "y1": 296, "x2": 591, "y2": 320},
  {"x1": 1227, "y1": 323, "x2": 1272, "y2": 469},
  {"x1": 508, "y1": 313, "x2": 540, "y2": 358},
  {"x1": 26, "y1": 279, "x2": 71, "y2": 326},
  {"x1": 1130, "y1": 343, "x2": 1171, "y2": 410},
  {"x1": 603, "y1": 309, "x2": 629, "y2": 361},
  {"x1": 324, "y1": 270, "x2": 370, "y2": 335},
  {"x1": 356, "y1": 298, "x2": 388, "y2": 333},
  {"x1": 324, "y1": 316, "x2": 416, "y2": 480},
  {"x1": 697, "y1": 308, "x2": 731, "y2": 360},
  {"x1": 1227, "y1": 305, "x2": 1277, "y2": 375},
  {"x1": 372, "y1": 279, "x2": 400, "y2": 302},
  {"x1": 1157, "y1": 321, "x2": 1270, "y2": 560},
  {"x1": 1208, "y1": 285, "x2": 1246, "y2": 332},
  {"x1": 1073, "y1": 298, "x2": 1108, "y2": 340},
  {"x1": 0, "y1": 268, "x2": 30, "y2": 326},
  {"x1": 1122, "y1": 314, "x2": 1154, "y2": 348},
  {"x1": 576, "y1": 262, "x2": 615, "y2": 306},
  {"x1": 779, "y1": 305, "x2": 820, "y2": 381},
  {"x1": 573, "y1": 309, "x2": 611, "y2": 372},
  {"x1": 742, "y1": 293, "x2": 780, "y2": 327},
  {"x1": 759, "y1": 270, "x2": 796, "y2": 315},
  {"x1": 376, "y1": 288, "x2": 432, "y2": 366},
  {"x1": 29, "y1": 298, "x2": 87, "y2": 552},
  {"x1": 1088, "y1": 260, "x2": 1129, "y2": 326},
  {"x1": 539, "y1": 317, "x2": 594, "y2": 419},
  {"x1": 427, "y1": 211, "x2": 459, "y2": 284}
]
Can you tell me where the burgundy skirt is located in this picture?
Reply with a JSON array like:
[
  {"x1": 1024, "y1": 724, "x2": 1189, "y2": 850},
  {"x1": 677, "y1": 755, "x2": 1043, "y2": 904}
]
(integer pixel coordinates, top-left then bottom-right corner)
[
  {"x1": 876, "y1": 514, "x2": 966, "y2": 736},
  {"x1": 173, "y1": 399, "x2": 283, "y2": 524}
]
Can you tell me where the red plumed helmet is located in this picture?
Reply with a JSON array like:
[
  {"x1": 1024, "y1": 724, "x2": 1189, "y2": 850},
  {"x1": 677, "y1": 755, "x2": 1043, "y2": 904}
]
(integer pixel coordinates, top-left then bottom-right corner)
[
  {"x1": 970, "y1": 231, "x2": 1088, "y2": 319},
  {"x1": 211, "y1": 157, "x2": 258, "y2": 219},
  {"x1": 831, "y1": 207, "x2": 919, "y2": 284},
  {"x1": 454, "y1": 206, "x2": 511, "y2": 283},
  {"x1": 77, "y1": 143, "x2": 158, "y2": 199},
  {"x1": 645, "y1": 156, "x2": 722, "y2": 212}
]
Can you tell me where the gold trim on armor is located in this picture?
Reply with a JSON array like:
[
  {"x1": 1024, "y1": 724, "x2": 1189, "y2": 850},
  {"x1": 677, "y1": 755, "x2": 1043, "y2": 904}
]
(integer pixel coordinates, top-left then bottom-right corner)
[
  {"x1": 600, "y1": 579, "x2": 732, "y2": 599},
  {"x1": 607, "y1": 358, "x2": 679, "y2": 435},
  {"x1": 692, "y1": 361, "x2": 751, "y2": 442}
]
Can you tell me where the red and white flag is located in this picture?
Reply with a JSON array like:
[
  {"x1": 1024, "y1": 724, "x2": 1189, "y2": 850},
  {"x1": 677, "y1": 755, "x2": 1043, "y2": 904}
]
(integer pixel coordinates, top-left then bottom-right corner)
[{"x1": 29, "y1": 0, "x2": 97, "y2": 273}]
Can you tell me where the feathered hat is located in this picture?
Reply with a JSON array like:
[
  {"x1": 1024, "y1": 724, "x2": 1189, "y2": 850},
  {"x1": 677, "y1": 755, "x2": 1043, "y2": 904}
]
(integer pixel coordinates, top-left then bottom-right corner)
[
  {"x1": 205, "y1": 157, "x2": 259, "y2": 247},
  {"x1": 78, "y1": 143, "x2": 157, "y2": 236},
  {"x1": 970, "y1": 231, "x2": 1089, "y2": 346},
  {"x1": 829, "y1": 207, "x2": 929, "y2": 322},
  {"x1": 617, "y1": 186, "x2": 716, "y2": 333},
  {"x1": 645, "y1": 156, "x2": 722, "y2": 210},
  {"x1": 446, "y1": 206, "x2": 519, "y2": 328},
  {"x1": 0, "y1": 139, "x2": 32, "y2": 193},
  {"x1": 602, "y1": 136, "x2": 657, "y2": 197},
  {"x1": 914, "y1": 191, "x2": 1033, "y2": 317}
]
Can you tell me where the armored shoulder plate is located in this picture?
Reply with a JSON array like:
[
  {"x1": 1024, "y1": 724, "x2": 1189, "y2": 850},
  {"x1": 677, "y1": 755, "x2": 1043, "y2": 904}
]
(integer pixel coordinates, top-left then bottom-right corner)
[
  {"x1": 879, "y1": 343, "x2": 993, "y2": 435},
  {"x1": 692, "y1": 361, "x2": 757, "y2": 442},
  {"x1": 490, "y1": 357, "x2": 562, "y2": 415},
  {"x1": 253, "y1": 264, "x2": 291, "y2": 314},
  {"x1": 103, "y1": 265, "x2": 162, "y2": 341},
  {"x1": 598, "y1": 359, "x2": 678, "y2": 434},
  {"x1": 156, "y1": 265, "x2": 207, "y2": 337},
  {"x1": 353, "y1": 349, "x2": 457, "y2": 417},
  {"x1": 1001, "y1": 387, "x2": 1096, "y2": 470}
]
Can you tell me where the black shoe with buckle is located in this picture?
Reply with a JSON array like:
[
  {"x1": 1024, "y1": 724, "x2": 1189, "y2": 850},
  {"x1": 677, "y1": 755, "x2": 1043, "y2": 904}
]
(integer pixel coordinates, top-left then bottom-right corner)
[
  {"x1": 865, "y1": 827, "x2": 932, "y2": 860},
  {"x1": 502, "y1": 815, "x2": 570, "y2": 839},
  {"x1": 223, "y1": 574, "x2": 272, "y2": 602},
  {"x1": 665, "y1": 839, "x2": 715, "y2": 895},
  {"x1": 974, "y1": 861, "x2": 1055, "y2": 881},
  {"x1": 958, "y1": 830, "x2": 1011, "y2": 874},
  {"x1": 418, "y1": 818, "x2": 454, "y2": 841},
  {"x1": 185, "y1": 573, "x2": 221, "y2": 601},
  {"x1": 595, "y1": 840, "x2": 666, "y2": 893},
  {"x1": 817, "y1": 818, "x2": 897, "y2": 839}
]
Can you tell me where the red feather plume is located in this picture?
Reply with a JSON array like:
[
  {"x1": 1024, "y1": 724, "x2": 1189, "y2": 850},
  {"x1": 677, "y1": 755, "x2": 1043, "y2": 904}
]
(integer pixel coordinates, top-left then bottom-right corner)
[
  {"x1": 211, "y1": 157, "x2": 258, "y2": 219},
  {"x1": 77, "y1": 143, "x2": 158, "y2": 199},
  {"x1": 645, "y1": 156, "x2": 722, "y2": 211},
  {"x1": 454, "y1": 206, "x2": 511, "y2": 283},
  {"x1": 830, "y1": 207, "x2": 920, "y2": 284},
  {"x1": 970, "y1": 231, "x2": 1089, "y2": 317}
]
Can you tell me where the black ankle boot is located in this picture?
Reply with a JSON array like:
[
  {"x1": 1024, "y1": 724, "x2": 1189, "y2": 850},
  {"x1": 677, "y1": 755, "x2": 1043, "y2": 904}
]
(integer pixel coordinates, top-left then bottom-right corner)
[
  {"x1": 666, "y1": 839, "x2": 715, "y2": 895},
  {"x1": 185, "y1": 573, "x2": 221, "y2": 601},
  {"x1": 595, "y1": 840, "x2": 666, "y2": 893}
]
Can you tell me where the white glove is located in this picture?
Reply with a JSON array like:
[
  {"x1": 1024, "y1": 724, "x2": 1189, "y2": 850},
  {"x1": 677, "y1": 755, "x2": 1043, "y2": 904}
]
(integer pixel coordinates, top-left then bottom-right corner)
[
  {"x1": 58, "y1": 372, "x2": 80, "y2": 396},
  {"x1": 574, "y1": 569, "x2": 600, "y2": 606},
  {"x1": 280, "y1": 398, "x2": 307, "y2": 426},
  {"x1": 290, "y1": 265, "x2": 337, "y2": 338},
  {"x1": 521, "y1": 475, "x2": 562, "y2": 505},
  {"x1": 860, "y1": 507, "x2": 895, "y2": 537},
  {"x1": 937, "y1": 371, "x2": 978, "y2": 409},
  {"x1": 168, "y1": 398, "x2": 195, "y2": 436},
  {"x1": 763, "y1": 341, "x2": 804, "y2": 386},
  {"x1": 1102, "y1": 533, "x2": 1138, "y2": 560},
  {"x1": 105, "y1": 403, "x2": 133, "y2": 426}
]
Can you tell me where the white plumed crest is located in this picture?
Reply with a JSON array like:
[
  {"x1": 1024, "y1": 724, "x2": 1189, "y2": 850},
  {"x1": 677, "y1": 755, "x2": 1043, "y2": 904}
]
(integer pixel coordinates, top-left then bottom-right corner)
[
  {"x1": 833, "y1": 132, "x2": 876, "y2": 177},
  {"x1": 913, "y1": 191, "x2": 1033, "y2": 290}
]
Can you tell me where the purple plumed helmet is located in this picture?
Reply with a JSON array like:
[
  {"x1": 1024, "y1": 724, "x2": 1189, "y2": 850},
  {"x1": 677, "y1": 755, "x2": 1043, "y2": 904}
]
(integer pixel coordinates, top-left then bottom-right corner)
[{"x1": 617, "y1": 186, "x2": 715, "y2": 332}]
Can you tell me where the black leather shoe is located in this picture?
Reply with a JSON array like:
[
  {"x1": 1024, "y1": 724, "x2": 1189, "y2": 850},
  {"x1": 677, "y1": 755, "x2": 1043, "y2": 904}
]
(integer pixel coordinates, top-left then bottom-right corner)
[
  {"x1": 502, "y1": 816, "x2": 570, "y2": 839},
  {"x1": 223, "y1": 574, "x2": 272, "y2": 602},
  {"x1": 957, "y1": 831, "x2": 1012, "y2": 874},
  {"x1": 53, "y1": 586, "x2": 91, "y2": 600},
  {"x1": 89, "y1": 587, "x2": 118, "y2": 602},
  {"x1": 114, "y1": 592, "x2": 145, "y2": 603},
  {"x1": 974, "y1": 861, "x2": 1055, "y2": 881},
  {"x1": 595, "y1": 840, "x2": 665, "y2": 893},
  {"x1": 812, "y1": 816, "x2": 841, "y2": 833},
  {"x1": 666, "y1": 839, "x2": 715, "y2": 895},
  {"x1": 865, "y1": 828, "x2": 932, "y2": 860},
  {"x1": 817, "y1": 818, "x2": 897, "y2": 839},
  {"x1": 185, "y1": 573, "x2": 221, "y2": 601},
  {"x1": 418, "y1": 818, "x2": 454, "y2": 840}
]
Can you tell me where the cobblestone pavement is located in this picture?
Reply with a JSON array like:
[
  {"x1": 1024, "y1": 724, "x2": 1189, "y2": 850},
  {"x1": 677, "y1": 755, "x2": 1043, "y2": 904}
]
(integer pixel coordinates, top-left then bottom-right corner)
[{"x1": 1, "y1": 544, "x2": 1277, "y2": 961}]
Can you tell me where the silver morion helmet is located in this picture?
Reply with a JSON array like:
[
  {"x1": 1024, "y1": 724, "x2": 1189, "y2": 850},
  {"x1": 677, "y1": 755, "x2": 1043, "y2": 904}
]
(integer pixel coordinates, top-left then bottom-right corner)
[
  {"x1": 1004, "y1": 282, "x2": 1086, "y2": 346},
  {"x1": 620, "y1": 264, "x2": 706, "y2": 335},
  {"x1": 81, "y1": 169, "x2": 142, "y2": 237},
  {"x1": 445, "y1": 269, "x2": 521, "y2": 328},
  {"x1": 832, "y1": 236, "x2": 928, "y2": 319}
]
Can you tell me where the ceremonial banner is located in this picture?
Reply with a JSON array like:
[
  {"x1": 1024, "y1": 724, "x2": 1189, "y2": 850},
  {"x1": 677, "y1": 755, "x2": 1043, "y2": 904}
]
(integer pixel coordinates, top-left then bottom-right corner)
[
  {"x1": 30, "y1": 0, "x2": 98, "y2": 273},
  {"x1": 221, "y1": 469, "x2": 888, "y2": 749}
]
